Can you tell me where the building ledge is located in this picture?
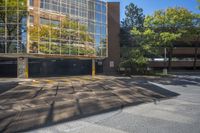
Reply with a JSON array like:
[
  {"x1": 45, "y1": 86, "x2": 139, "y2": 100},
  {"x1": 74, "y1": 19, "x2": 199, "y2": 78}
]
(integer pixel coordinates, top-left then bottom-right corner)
[{"x1": 0, "y1": 53, "x2": 107, "y2": 60}]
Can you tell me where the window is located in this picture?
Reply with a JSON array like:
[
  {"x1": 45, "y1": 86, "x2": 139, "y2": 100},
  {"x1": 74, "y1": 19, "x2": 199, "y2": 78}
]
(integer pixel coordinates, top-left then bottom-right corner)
[
  {"x1": 0, "y1": 24, "x2": 5, "y2": 36},
  {"x1": 29, "y1": 16, "x2": 34, "y2": 24},
  {"x1": 101, "y1": 25, "x2": 106, "y2": 35},
  {"x1": 88, "y1": 22, "x2": 95, "y2": 33},
  {"x1": 95, "y1": 24, "x2": 101, "y2": 34},
  {"x1": 51, "y1": 20, "x2": 60, "y2": 26},
  {"x1": 95, "y1": 13, "x2": 101, "y2": 22},
  {"x1": 95, "y1": 35, "x2": 100, "y2": 45},
  {"x1": 29, "y1": 0, "x2": 107, "y2": 57},
  {"x1": 102, "y1": 14, "x2": 106, "y2": 24},
  {"x1": 88, "y1": 11, "x2": 95, "y2": 20},
  {"x1": 102, "y1": 4, "x2": 106, "y2": 13},
  {"x1": 29, "y1": 0, "x2": 34, "y2": 6},
  {"x1": 40, "y1": 17, "x2": 49, "y2": 25},
  {"x1": 88, "y1": 1, "x2": 94, "y2": 10},
  {"x1": 95, "y1": 3, "x2": 101, "y2": 12},
  {"x1": 40, "y1": 0, "x2": 45, "y2": 8}
]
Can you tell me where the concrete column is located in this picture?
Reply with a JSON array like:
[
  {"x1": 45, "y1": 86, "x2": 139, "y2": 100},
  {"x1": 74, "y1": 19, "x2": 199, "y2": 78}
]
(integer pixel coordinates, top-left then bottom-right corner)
[
  {"x1": 17, "y1": 57, "x2": 29, "y2": 78},
  {"x1": 92, "y1": 59, "x2": 96, "y2": 77}
]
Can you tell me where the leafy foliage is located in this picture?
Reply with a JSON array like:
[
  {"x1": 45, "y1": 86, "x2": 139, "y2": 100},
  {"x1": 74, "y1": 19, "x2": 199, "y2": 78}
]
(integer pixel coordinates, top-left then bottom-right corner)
[
  {"x1": 29, "y1": 17, "x2": 95, "y2": 55},
  {"x1": 121, "y1": 3, "x2": 145, "y2": 29},
  {"x1": 120, "y1": 3, "x2": 145, "y2": 47},
  {"x1": 0, "y1": 0, "x2": 27, "y2": 53},
  {"x1": 120, "y1": 7, "x2": 199, "y2": 74},
  {"x1": 120, "y1": 49, "x2": 148, "y2": 74}
]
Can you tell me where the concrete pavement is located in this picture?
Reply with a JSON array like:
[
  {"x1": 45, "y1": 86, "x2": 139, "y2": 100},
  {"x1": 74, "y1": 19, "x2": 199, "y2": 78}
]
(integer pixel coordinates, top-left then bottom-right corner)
[
  {"x1": 1, "y1": 75, "x2": 198, "y2": 133},
  {"x1": 29, "y1": 75, "x2": 200, "y2": 133}
]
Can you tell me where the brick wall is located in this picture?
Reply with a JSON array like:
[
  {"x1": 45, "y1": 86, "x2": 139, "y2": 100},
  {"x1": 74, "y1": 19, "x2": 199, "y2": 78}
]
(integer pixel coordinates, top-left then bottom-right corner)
[{"x1": 103, "y1": 2, "x2": 120, "y2": 74}]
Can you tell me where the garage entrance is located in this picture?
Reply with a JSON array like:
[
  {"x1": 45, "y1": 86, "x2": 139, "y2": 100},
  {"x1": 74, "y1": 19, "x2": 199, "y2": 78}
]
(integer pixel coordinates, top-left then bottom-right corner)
[
  {"x1": 29, "y1": 58, "x2": 103, "y2": 77},
  {"x1": 0, "y1": 58, "x2": 17, "y2": 77}
]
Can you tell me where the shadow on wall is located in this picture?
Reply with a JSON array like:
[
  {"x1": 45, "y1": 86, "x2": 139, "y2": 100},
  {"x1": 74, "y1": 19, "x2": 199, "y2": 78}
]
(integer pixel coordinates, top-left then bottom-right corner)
[{"x1": 0, "y1": 77, "x2": 179, "y2": 132}]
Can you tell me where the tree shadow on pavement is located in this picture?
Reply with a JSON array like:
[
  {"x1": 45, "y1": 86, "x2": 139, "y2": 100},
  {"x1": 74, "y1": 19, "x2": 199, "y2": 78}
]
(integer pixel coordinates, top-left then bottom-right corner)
[
  {"x1": 0, "y1": 77, "x2": 180, "y2": 133},
  {"x1": 0, "y1": 82, "x2": 18, "y2": 95}
]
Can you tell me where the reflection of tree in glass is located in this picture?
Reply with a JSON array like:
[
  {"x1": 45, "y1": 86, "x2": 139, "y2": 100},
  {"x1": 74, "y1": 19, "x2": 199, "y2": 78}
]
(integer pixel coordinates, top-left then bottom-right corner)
[
  {"x1": 29, "y1": 17, "x2": 95, "y2": 56},
  {"x1": 0, "y1": 0, "x2": 27, "y2": 53}
]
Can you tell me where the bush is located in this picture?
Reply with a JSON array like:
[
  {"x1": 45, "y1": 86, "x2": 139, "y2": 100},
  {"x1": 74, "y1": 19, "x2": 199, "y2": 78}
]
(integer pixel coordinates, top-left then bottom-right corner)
[{"x1": 120, "y1": 49, "x2": 148, "y2": 74}]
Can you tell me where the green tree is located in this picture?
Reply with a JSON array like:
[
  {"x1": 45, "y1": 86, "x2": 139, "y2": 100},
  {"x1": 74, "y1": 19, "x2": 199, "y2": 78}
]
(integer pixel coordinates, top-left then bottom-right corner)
[
  {"x1": 120, "y1": 49, "x2": 148, "y2": 74},
  {"x1": 120, "y1": 28, "x2": 158, "y2": 74},
  {"x1": 182, "y1": 14, "x2": 200, "y2": 69},
  {"x1": 0, "y1": 0, "x2": 27, "y2": 53},
  {"x1": 120, "y1": 3, "x2": 145, "y2": 47},
  {"x1": 29, "y1": 17, "x2": 95, "y2": 55},
  {"x1": 121, "y1": 3, "x2": 145, "y2": 29},
  {"x1": 144, "y1": 7, "x2": 195, "y2": 70},
  {"x1": 121, "y1": 7, "x2": 198, "y2": 73}
]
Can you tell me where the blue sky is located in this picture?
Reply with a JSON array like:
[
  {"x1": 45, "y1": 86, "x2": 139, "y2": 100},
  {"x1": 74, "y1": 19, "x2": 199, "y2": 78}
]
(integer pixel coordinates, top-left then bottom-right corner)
[{"x1": 107, "y1": 0, "x2": 200, "y2": 20}]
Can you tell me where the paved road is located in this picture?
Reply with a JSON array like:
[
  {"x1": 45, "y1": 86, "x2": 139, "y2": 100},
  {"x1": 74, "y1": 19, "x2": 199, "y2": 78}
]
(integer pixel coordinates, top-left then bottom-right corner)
[{"x1": 30, "y1": 75, "x2": 200, "y2": 133}]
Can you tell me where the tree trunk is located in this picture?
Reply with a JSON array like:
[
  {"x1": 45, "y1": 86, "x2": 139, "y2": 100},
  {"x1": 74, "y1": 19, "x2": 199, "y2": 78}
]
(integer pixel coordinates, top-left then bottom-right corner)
[
  {"x1": 193, "y1": 44, "x2": 198, "y2": 70},
  {"x1": 168, "y1": 47, "x2": 173, "y2": 71}
]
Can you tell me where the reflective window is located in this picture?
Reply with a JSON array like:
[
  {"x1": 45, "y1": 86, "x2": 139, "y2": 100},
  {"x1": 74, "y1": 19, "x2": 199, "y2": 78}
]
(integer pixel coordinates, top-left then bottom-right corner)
[
  {"x1": 95, "y1": 13, "x2": 101, "y2": 22},
  {"x1": 88, "y1": 22, "x2": 95, "y2": 33},
  {"x1": 95, "y1": 35, "x2": 100, "y2": 45},
  {"x1": 96, "y1": 24, "x2": 101, "y2": 34},
  {"x1": 0, "y1": 0, "x2": 27, "y2": 53},
  {"x1": 28, "y1": 0, "x2": 108, "y2": 57},
  {"x1": 0, "y1": 24, "x2": 5, "y2": 36},
  {"x1": 88, "y1": 1, "x2": 94, "y2": 10},
  {"x1": 102, "y1": 14, "x2": 106, "y2": 24},
  {"x1": 29, "y1": 0, "x2": 34, "y2": 6},
  {"x1": 95, "y1": 3, "x2": 101, "y2": 12},
  {"x1": 40, "y1": 17, "x2": 49, "y2": 25},
  {"x1": 51, "y1": 20, "x2": 60, "y2": 26},
  {"x1": 102, "y1": 4, "x2": 106, "y2": 13},
  {"x1": 30, "y1": 16, "x2": 34, "y2": 24},
  {"x1": 101, "y1": 25, "x2": 106, "y2": 35}
]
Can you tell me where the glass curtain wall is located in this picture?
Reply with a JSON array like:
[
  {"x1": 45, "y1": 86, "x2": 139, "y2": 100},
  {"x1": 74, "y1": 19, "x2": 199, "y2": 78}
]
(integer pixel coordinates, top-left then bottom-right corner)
[
  {"x1": 0, "y1": 0, "x2": 27, "y2": 54},
  {"x1": 29, "y1": 0, "x2": 107, "y2": 57}
]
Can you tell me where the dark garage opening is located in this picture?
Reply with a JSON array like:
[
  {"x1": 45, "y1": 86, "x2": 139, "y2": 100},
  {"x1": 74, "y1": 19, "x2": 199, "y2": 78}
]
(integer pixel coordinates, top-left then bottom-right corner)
[
  {"x1": 0, "y1": 58, "x2": 17, "y2": 77},
  {"x1": 29, "y1": 58, "x2": 103, "y2": 77}
]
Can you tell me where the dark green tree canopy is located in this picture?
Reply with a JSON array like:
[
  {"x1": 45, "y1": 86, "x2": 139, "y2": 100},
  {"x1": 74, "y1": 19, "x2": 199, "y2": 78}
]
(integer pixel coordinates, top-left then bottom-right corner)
[
  {"x1": 121, "y1": 3, "x2": 145, "y2": 29},
  {"x1": 120, "y1": 3, "x2": 145, "y2": 47}
]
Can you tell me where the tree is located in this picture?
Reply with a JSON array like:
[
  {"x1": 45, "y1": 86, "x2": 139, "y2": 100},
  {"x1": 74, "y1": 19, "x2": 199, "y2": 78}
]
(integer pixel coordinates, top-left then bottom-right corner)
[
  {"x1": 120, "y1": 28, "x2": 159, "y2": 74},
  {"x1": 182, "y1": 14, "x2": 200, "y2": 69},
  {"x1": 144, "y1": 7, "x2": 195, "y2": 70},
  {"x1": 29, "y1": 17, "x2": 95, "y2": 55},
  {"x1": 120, "y1": 3, "x2": 145, "y2": 47},
  {"x1": 0, "y1": 0, "x2": 27, "y2": 53},
  {"x1": 121, "y1": 3, "x2": 145, "y2": 29},
  {"x1": 120, "y1": 49, "x2": 148, "y2": 74}
]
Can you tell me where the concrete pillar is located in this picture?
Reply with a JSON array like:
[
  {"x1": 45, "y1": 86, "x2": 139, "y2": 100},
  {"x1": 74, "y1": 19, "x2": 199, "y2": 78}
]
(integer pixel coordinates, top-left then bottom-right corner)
[
  {"x1": 17, "y1": 57, "x2": 29, "y2": 78},
  {"x1": 92, "y1": 59, "x2": 96, "y2": 77}
]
